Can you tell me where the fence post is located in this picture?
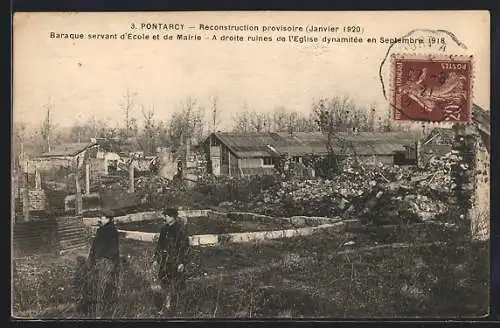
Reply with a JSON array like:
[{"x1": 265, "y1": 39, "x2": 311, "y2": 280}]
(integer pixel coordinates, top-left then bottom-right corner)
[
  {"x1": 75, "y1": 172, "x2": 83, "y2": 215},
  {"x1": 129, "y1": 162, "x2": 135, "y2": 193},
  {"x1": 75, "y1": 158, "x2": 83, "y2": 214},
  {"x1": 85, "y1": 163, "x2": 90, "y2": 195}
]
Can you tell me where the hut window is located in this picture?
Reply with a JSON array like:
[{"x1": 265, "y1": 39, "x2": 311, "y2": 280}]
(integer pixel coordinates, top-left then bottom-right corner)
[{"x1": 263, "y1": 157, "x2": 274, "y2": 166}]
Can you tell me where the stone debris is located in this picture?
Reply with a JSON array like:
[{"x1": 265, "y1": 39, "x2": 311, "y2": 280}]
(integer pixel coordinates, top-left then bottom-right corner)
[
  {"x1": 234, "y1": 152, "x2": 461, "y2": 224},
  {"x1": 73, "y1": 149, "x2": 463, "y2": 226}
]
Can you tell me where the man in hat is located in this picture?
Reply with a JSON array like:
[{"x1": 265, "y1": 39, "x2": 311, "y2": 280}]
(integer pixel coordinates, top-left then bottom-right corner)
[
  {"x1": 88, "y1": 209, "x2": 120, "y2": 317},
  {"x1": 153, "y1": 207, "x2": 190, "y2": 314}
]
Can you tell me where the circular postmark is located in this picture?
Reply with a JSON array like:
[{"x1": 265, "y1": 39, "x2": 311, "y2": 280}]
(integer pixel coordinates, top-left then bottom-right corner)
[{"x1": 378, "y1": 29, "x2": 474, "y2": 125}]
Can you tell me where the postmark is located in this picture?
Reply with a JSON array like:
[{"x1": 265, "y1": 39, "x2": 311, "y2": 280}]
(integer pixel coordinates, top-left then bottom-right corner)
[
  {"x1": 378, "y1": 29, "x2": 474, "y2": 125},
  {"x1": 390, "y1": 54, "x2": 473, "y2": 123}
]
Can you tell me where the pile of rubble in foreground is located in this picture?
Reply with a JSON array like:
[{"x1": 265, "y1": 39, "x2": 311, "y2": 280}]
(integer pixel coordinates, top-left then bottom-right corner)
[{"x1": 235, "y1": 152, "x2": 464, "y2": 224}]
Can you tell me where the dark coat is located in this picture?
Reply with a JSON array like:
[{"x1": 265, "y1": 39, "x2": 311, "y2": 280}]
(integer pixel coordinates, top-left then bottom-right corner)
[
  {"x1": 154, "y1": 221, "x2": 189, "y2": 271},
  {"x1": 89, "y1": 221, "x2": 120, "y2": 265}
]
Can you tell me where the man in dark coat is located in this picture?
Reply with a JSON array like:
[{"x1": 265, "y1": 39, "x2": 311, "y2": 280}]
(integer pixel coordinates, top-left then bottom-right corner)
[
  {"x1": 88, "y1": 209, "x2": 120, "y2": 318},
  {"x1": 153, "y1": 207, "x2": 190, "y2": 314}
]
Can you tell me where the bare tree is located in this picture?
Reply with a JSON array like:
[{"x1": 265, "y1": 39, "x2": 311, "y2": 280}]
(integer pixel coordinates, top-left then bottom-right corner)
[
  {"x1": 231, "y1": 104, "x2": 271, "y2": 133},
  {"x1": 379, "y1": 107, "x2": 393, "y2": 132},
  {"x1": 168, "y1": 97, "x2": 205, "y2": 149},
  {"x1": 312, "y1": 96, "x2": 372, "y2": 134},
  {"x1": 233, "y1": 105, "x2": 317, "y2": 134},
  {"x1": 210, "y1": 95, "x2": 221, "y2": 133},
  {"x1": 232, "y1": 108, "x2": 252, "y2": 133},
  {"x1": 270, "y1": 106, "x2": 316, "y2": 133},
  {"x1": 121, "y1": 88, "x2": 136, "y2": 136},
  {"x1": 270, "y1": 106, "x2": 288, "y2": 132},
  {"x1": 137, "y1": 105, "x2": 158, "y2": 155},
  {"x1": 40, "y1": 101, "x2": 57, "y2": 153},
  {"x1": 311, "y1": 96, "x2": 369, "y2": 175},
  {"x1": 69, "y1": 116, "x2": 111, "y2": 142},
  {"x1": 251, "y1": 111, "x2": 270, "y2": 132}
]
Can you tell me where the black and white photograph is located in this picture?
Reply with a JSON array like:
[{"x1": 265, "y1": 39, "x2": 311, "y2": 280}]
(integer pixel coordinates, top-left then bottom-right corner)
[{"x1": 11, "y1": 11, "x2": 490, "y2": 319}]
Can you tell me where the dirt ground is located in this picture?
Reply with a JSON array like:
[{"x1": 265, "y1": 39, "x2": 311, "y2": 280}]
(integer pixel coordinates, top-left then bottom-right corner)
[{"x1": 12, "y1": 222, "x2": 488, "y2": 319}]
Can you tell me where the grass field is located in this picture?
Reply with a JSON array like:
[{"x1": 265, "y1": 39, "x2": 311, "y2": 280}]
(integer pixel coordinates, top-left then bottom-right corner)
[{"x1": 12, "y1": 221, "x2": 489, "y2": 319}]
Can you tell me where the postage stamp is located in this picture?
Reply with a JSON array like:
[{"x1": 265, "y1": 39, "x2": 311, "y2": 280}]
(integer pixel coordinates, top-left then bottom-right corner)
[{"x1": 391, "y1": 54, "x2": 473, "y2": 123}]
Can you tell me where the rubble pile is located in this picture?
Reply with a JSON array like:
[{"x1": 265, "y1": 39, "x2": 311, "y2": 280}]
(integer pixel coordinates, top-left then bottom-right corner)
[
  {"x1": 91, "y1": 175, "x2": 128, "y2": 192},
  {"x1": 196, "y1": 174, "x2": 281, "y2": 205},
  {"x1": 134, "y1": 176, "x2": 173, "y2": 193},
  {"x1": 89, "y1": 174, "x2": 173, "y2": 207},
  {"x1": 237, "y1": 153, "x2": 462, "y2": 224},
  {"x1": 420, "y1": 150, "x2": 461, "y2": 193},
  {"x1": 80, "y1": 149, "x2": 465, "y2": 224},
  {"x1": 93, "y1": 175, "x2": 172, "y2": 193}
]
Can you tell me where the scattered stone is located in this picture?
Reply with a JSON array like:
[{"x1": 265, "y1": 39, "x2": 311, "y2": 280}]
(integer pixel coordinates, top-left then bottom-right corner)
[{"x1": 235, "y1": 152, "x2": 460, "y2": 224}]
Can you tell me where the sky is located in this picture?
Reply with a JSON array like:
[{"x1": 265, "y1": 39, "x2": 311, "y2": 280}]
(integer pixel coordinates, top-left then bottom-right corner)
[{"x1": 13, "y1": 11, "x2": 490, "y2": 132}]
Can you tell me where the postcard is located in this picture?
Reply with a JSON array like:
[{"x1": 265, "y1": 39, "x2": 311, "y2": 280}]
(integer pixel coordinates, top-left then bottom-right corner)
[{"x1": 12, "y1": 11, "x2": 490, "y2": 319}]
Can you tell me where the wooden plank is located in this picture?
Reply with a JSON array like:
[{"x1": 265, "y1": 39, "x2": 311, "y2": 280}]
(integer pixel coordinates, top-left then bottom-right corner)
[
  {"x1": 59, "y1": 244, "x2": 87, "y2": 254},
  {"x1": 60, "y1": 240, "x2": 88, "y2": 250},
  {"x1": 59, "y1": 237, "x2": 87, "y2": 245},
  {"x1": 58, "y1": 231, "x2": 85, "y2": 240},
  {"x1": 57, "y1": 225, "x2": 85, "y2": 232},
  {"x1": 56, "y1": 216, "x2": 84, "y2": 224},
  {"x1": 59, "y1": 231, "x2": 85, "y2": 239}
]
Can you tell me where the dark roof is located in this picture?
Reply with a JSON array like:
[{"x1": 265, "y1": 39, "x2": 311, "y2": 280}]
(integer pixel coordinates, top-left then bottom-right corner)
[
  {"x1": 39, "y1": 142, "x2": 96, "y2": 158},
  {"x1": 93, "y1": 137, "x2": 122, "y2": 153},
  {"x1": 213, "y1": 132, "x2": 283, "y2": 158},
  {"x1": 208, "y1": 131, "x2": 418, "y2": 158},
  {"x1": 273, "y1": 132, "x2": 328, "y2": 155}
]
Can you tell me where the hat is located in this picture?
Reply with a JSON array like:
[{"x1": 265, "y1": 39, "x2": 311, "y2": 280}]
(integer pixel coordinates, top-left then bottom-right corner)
[
  {"x1": 162, "y1": 207, "x2": 179, "y2": 217},
  {"x1": 102, "y1": 209, "x2": 115, "y2": 218}
]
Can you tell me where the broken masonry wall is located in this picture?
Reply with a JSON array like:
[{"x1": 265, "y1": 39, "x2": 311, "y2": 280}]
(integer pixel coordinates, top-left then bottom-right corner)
[
  {"x1": 471, "y1": 141, "x2": 490, "y2": 241},
  {"x1": 450, "y1": 132, "x2": 478, "y2": 238}
]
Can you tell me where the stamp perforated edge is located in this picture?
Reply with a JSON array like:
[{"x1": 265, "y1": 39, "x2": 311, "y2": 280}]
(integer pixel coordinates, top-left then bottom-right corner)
[{"x1": 388, "y1": 53, "x2": 475, "y2": 126}]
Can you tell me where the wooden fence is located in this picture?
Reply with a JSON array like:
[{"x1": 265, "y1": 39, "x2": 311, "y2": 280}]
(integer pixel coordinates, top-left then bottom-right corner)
[{"x1": 12, "y1": 215, "x2": 88, "y2": 257}]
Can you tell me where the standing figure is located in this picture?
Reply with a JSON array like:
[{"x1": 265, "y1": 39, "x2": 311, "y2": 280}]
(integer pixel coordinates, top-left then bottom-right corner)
[
  {"x1": 88, "y1": 209, "x2": 120, "y2": 318},
  {"x1": 153, "y1": 207, "x2": 190, "y2": 315}
]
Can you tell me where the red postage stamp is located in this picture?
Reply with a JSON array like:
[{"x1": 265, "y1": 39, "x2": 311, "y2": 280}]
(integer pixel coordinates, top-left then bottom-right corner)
[{"x1": 391, "y1": 54, "x2": 473, "y2": 123}]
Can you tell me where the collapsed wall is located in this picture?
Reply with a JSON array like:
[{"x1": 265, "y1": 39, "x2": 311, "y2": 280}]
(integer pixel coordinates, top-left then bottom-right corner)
[
  {"x1": 448, "y1": 126, "x2": 489, "y2": 241},
  {"x1": 471, "y1": 138, "x2": 490, "y2": 241}
]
